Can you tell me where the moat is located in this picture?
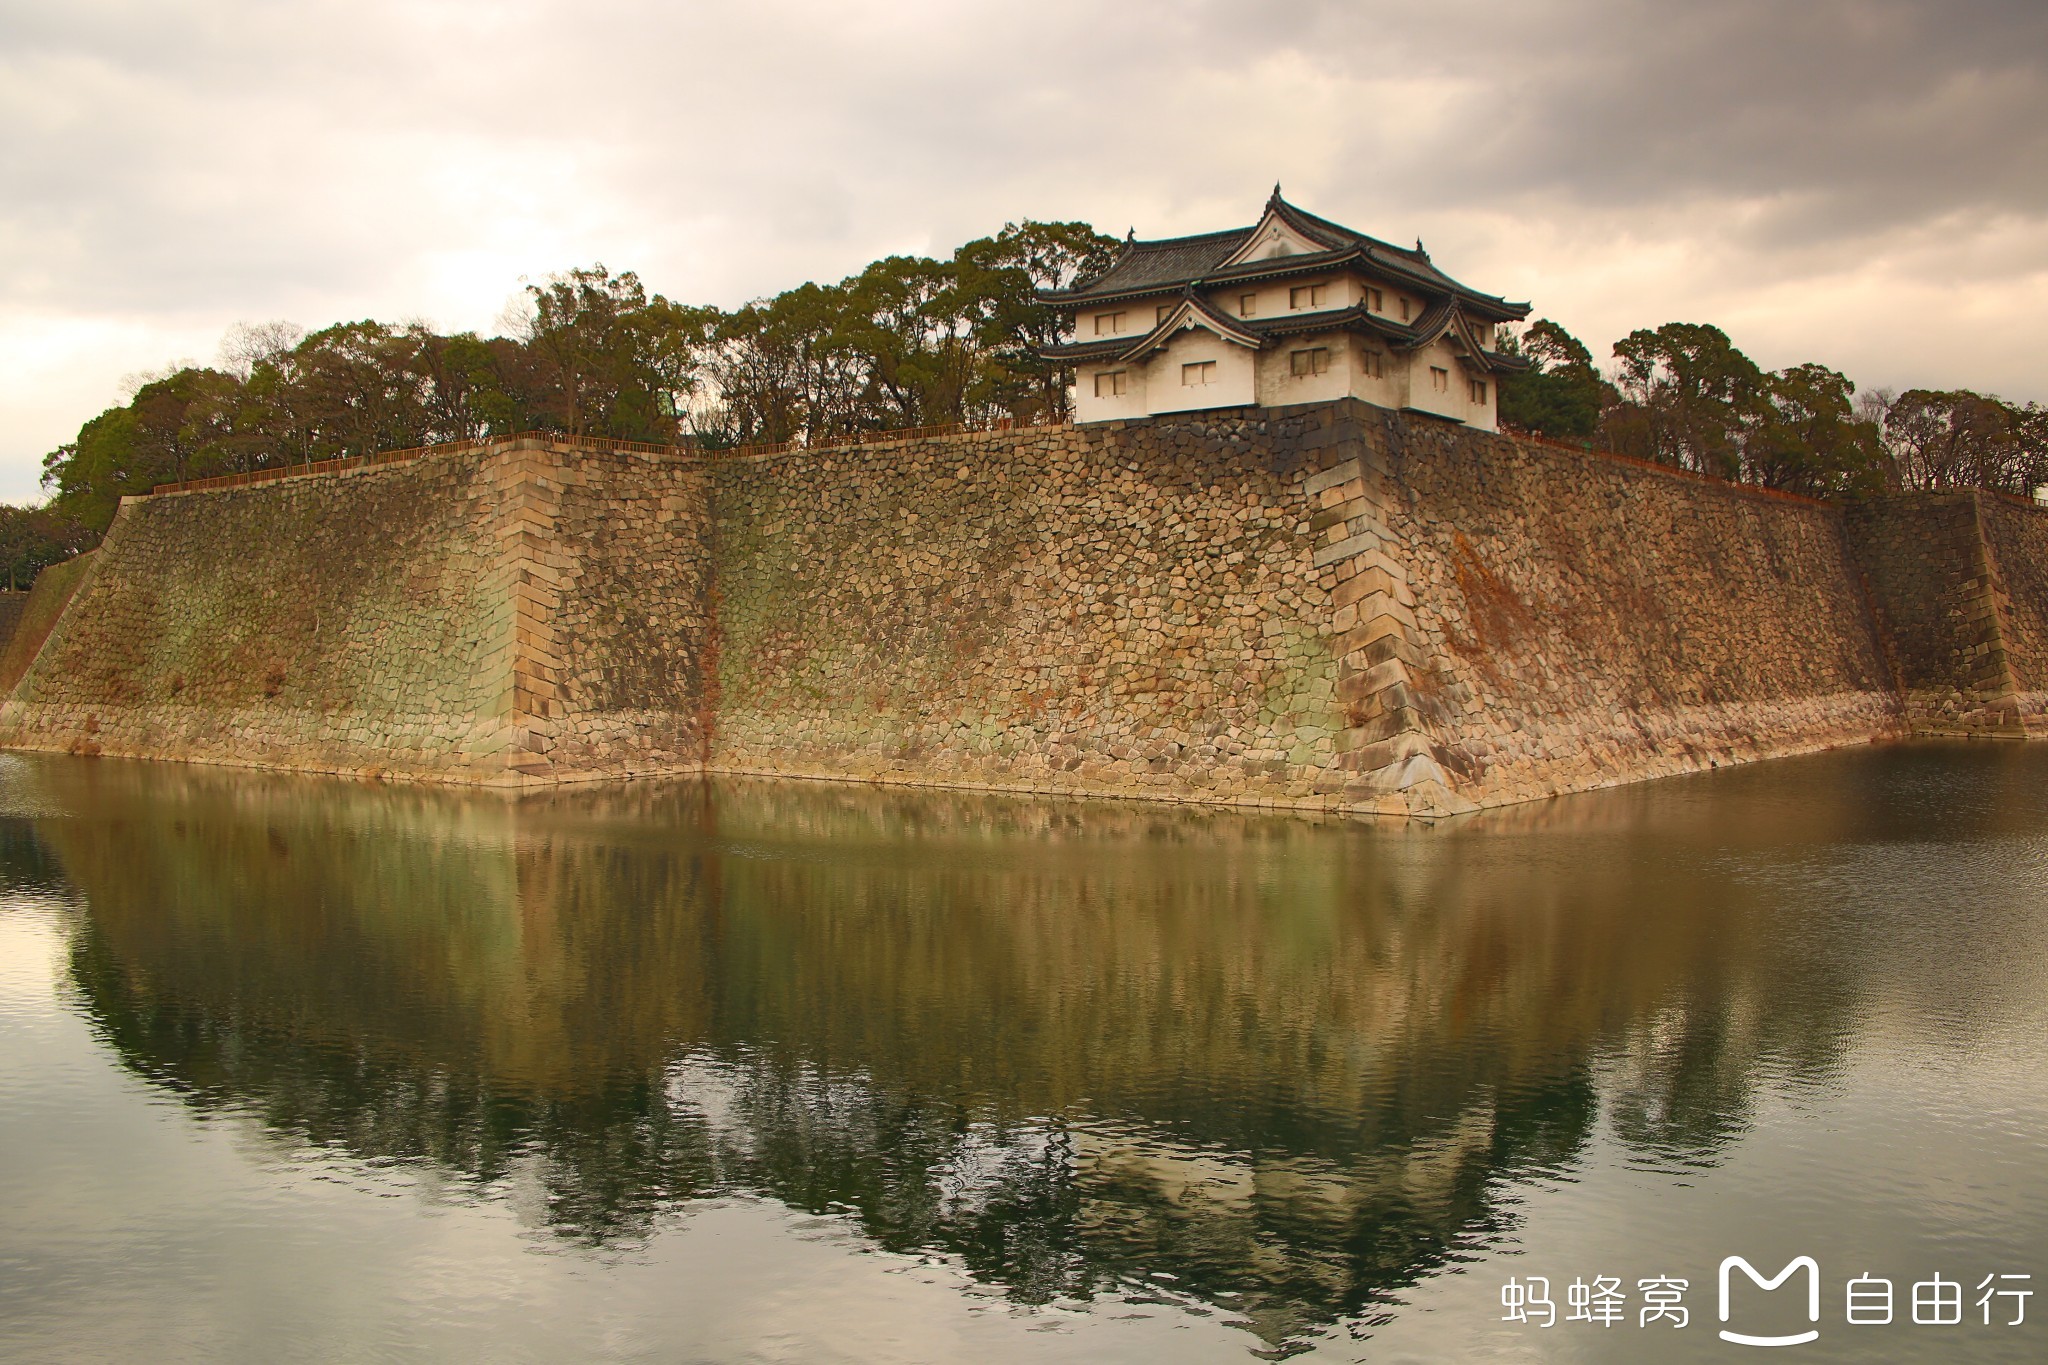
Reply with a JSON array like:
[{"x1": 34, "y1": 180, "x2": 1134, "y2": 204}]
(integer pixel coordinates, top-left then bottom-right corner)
[{"x1": 1, "y1": 745, "x2": 2044, "y2": 1361}]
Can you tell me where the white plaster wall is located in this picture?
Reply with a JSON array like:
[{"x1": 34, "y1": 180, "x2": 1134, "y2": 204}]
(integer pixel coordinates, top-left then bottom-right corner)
[
  {"x1": 1401, "y1": 338, "x2": 1465, "y2": 422},
  {"x1": 1073, "y1": 361, "x2": 1149, "y2": 423},
  {"x1": 1459, "y1": 354, "x2": 1500, "y2": 432},
  {"x1": 1348, "y1": 343, "x2": 1408, "y2": 411},
  {"x1": 1255, "y1": 336, "x2": 1352, "y2": 407},
  {"x1": 1210, "y1": 282, "x2": 1270, "y2": 324},
  {"x1": 1200, "y1": 274, "x2": 1349, "y2": 328},
  {"x1": 1146, "y1": 331, "x2": 1256, "y2": 414},
  {"x1": 1083, "y1": 306, "x2": 1142, "y2": 342}
]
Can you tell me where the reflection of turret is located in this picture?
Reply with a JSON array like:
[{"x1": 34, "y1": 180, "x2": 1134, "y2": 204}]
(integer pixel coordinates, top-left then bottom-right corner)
[{"x1": 20, "y1": 753, "x2": 1887, "y2": 1354}]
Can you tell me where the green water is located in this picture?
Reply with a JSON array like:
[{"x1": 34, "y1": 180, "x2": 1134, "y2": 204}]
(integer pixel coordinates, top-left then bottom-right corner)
[{"x1": 0, "y1": 746, "x2": 2043, "y2": 1362}]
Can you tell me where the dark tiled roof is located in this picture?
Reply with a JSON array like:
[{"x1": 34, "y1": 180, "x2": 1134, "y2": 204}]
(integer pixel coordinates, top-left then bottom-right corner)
[
  {"x1": 1056, "y1": 228, "x2": 1253, "y2": 300},
  {"x1": 1038, "y1": 335, "x2": 1149, "y2": 362},
  {"x1": 1041, "y1": 191, "x2": 1528, "y2": 323},
  {"x1": 1038, "y1": 298, "x2": 1533, "y2": 373}
]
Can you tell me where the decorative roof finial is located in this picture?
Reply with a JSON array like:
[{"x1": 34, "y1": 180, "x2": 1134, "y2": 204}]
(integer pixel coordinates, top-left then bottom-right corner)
[
  {"x1": 1272, "y1": 182, "x2": 1284, "y2": 202},
  {"x1": 1416, "y1": 237, "x2": 1427, "y2": 256},
  {"x1": 1126, "y1": 226, "x2": 1136, "y2": 243}
]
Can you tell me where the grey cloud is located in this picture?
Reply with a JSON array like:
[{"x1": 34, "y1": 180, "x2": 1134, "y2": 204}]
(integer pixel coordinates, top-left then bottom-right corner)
[
  {"x1": 1422, "y1": 1, "x2": 2048, "y2": 232},
  {"x1": 12, "y1": 1, "x2": 2043, "y2": 307},
  {"x1": 1, "y1": 0, "x2": 2044, "y2": 498}
]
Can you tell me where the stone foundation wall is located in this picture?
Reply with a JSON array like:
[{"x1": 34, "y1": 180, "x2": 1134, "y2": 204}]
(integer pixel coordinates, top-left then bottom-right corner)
[
  {"x1": 707, "y1": 404, "x2": 1918, "y2": 814},
  {"x1": 1365, "y1": 418, "x2": 1903, "y2": 806},
  {"x1": 0, "y1": 448, "x2": 520, "y2": 775},
  {"x1": 1844, "y1": 492, "x2": 2041, "y2": 734},
  {"x1": 0, "y1": 439, "x2": 711, "y2": 782},
  {"x1": 494, "y1": 444, "x2": 714, "y2": 779},
  {"x1": 2, "y1": 404, "x2": 2041, "y2": 811},
  {"x1": 710, "y1": 412, "x2": 1356, "y2": 809},
  {"x1": 0, "y1": 591, "x2": 27, "y2": 660},
  {"x1": 0, "y1": 554, "x2": 97, "y2": 695},
  {"x1": 1979, "y1": 496, "x2": 2048, "y2": 733}
]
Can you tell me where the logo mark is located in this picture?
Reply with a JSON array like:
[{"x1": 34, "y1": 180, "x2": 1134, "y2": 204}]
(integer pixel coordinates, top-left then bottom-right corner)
[{"x1": 1719, "y1": 1256, "x2": 1821, "y2": 1347}]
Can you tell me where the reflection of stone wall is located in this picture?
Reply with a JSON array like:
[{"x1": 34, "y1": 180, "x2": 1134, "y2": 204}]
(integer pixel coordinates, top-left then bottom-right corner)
[
  {"x1": 34, "y1": 753, "x2": 1877, "y2": 1348},
  {"x1": 3, "y1": 406, "x2": 2044, "y2": 807}
]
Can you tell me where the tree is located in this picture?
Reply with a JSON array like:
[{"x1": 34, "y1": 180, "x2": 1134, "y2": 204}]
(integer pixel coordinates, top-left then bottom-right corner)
[
  {"x1": 839, "y1": 254, "x2": 981, "y2": 428},
  {"x1": 0, "y1": 505, "x2": 94, "y2": 591},
  {"x1": 218, "y1": 320, "x2": 304, "y2": 379},
  {"x1": 41, "y1": 367, "x2": 240, "y2": 530},
  {"x1": 1880, "y1": 389, "x2": 2048, "y2": 495},
  {"x1": 1496, "y1": 319, "x2": 1609, "y2": 440},
  {"x1": 1746, "y1": 363, "x2": 1885, "y2": 497},
  {"x1": 521, "y1": 265, "x2": 696, "y2": 441},
  {"x1": 1605, "y1": 323, "x2": 1768, "y2": 478},
  {"x1": 952, "y1": 220, "x2": 1121, "y2": 422}
]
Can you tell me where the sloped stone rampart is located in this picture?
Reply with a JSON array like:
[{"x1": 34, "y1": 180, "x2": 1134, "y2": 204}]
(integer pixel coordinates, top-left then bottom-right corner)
[
  {"x1": 1, "y1": 404, "x2": 2042, "y2": 810},
  {"x1": 516, "y1": 447, "x2": 715, "y2": 777},
  {"x1": 0, "y1": 439, "x2": 713, "y2": 782},
  {"x1": 0, "y1": 554, "x2": 98, "y2": 695},
  {"x1": 0, "y1": 448, "x2": 520, "y2": 775},
  {"x1": 709, "y1": 410, "x2": 1361, "y2": 810},
  {"x1": 1978, "y1": 496, "x2": 2048, "y2": 734},
  {"x1": 1359, "y1": 417, "x2": 1904, "y2": 804},
  {"x1": 1844, "y1": 492, "x2": 2048, "y2": 736},
  {"x1": 0, "y1": 592, "x2": 26, "y2": 660}
]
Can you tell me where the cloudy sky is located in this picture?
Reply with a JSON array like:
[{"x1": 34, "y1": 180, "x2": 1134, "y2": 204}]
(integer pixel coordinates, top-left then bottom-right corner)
[{"x1": 3, "y1": 0, "x2": 2044, "y2": 502}]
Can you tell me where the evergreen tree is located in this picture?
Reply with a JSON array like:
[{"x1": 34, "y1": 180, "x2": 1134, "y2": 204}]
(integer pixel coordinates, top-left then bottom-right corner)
[{"x1": 1496, "y1": 320, "x2": 1609, "y2": 440}]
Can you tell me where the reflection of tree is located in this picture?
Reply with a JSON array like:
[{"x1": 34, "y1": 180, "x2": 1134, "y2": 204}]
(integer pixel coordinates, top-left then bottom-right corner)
[{"x1": 24, "y1": 755, "x2": 1884, "y2": 1355}]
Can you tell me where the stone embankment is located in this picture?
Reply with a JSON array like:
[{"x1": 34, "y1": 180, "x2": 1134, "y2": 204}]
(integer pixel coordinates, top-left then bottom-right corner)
[{"x1": 1, "y1": 400, "x2": 2042, "y2": 814}]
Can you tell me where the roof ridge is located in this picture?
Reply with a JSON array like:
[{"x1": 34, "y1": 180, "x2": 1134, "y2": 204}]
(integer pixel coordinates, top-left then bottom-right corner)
[{"x1": 1126, "y1": 225, "x2": 1256, "y2": 249}]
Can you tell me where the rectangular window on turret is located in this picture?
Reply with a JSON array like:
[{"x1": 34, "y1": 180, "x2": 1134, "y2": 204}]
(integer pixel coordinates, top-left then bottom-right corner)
[
  {"x1": 1363, "y1": 287, "x2": 1384, "y2": 312},
  {"x1": 1359, "y1": 350, "x2": 1384, "y2": 379},
  {"x1": 1469, "y1": 378, "x2": 1488, "y2": 404},
  {"x1": 1289, "y1": 347, "x2": 1330, "y2": 377},
  {"x1": 1400, "y1": 297, "x2": 1411, "y2": 322},
  {"x1": 1156, "y1": 304, "x2": 1173, "y2": 326},
  {"x1": 1289, "y1": 284, "x2": 1326, "y2": 310},
  {"x1": 1239, "y1": 293, "x2": 1257, "y2": 317},
  {"x1": 1182, "y1": 361, "x2": 1217, "y2": 387},
  {"x1": 1431, "y1": 366, "x2": 1450, "y2": 392},
  {"x1": 1093, "y1": 311, "x2": 1126, "y2": 336},
  {"x1": 1094, "y1": 370, "x2": 1128, "y2": 398}
]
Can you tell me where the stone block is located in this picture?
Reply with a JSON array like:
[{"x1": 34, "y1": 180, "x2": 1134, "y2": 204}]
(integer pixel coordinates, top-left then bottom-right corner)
[{"x1": 1313, "y1": 532, "x2": 1378, "y2": 568}]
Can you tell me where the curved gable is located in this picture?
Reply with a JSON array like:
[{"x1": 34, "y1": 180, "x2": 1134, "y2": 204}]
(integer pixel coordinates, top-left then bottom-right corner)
[{"x1": 1117, "y1": 295, "x2": 1262, "y2": 363}]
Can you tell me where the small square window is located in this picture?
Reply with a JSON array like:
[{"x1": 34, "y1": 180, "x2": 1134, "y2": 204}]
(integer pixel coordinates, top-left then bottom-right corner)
[
  {"x1": 1359, "y1": 350, "x2": 1384, "y2": 379},
  {"x1": 1093, "y1": 311, "x2": 1126, "y2": 336},
  {"x1": 1289, "y1": 284, "x2": 1326, "y2": 310},
  {"x1": 1430, "y1": 366, "x2": 1450, "y2": 392},
  {"x1": 1289, "y1": 347, "x2": 1330, "y2": 378},
  {"x1": 1239, "y1": 293, "x2": 1257, "y2": 318},
  {"x1": 1156, "y1": 303, "x2": 1174, "y2": 326},
  {"x1": 1469, "y1": 378, "x2": 1488, "y2": 404},
  {"x1": 1182, "y1": 360, "x2": 1217, "y2": 387},
  {"x1": 1366, "y1": 287, "x2": 1385, "y2": 312},
  {"x1": 1094, "y1": 370, "x2": 1128, "y2": 398}
]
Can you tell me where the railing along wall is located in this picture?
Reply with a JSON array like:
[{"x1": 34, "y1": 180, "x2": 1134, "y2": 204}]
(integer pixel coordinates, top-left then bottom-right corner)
[
  {"x1": 145, "y1": 417, "x2": 1070, "y2": 498},
  {"x1": 140, "y1": 407, "x2": 2048, "y2": 514},
  {"x1": 1509, "y1": 430, "x2": 1835, "y2": 510}
]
